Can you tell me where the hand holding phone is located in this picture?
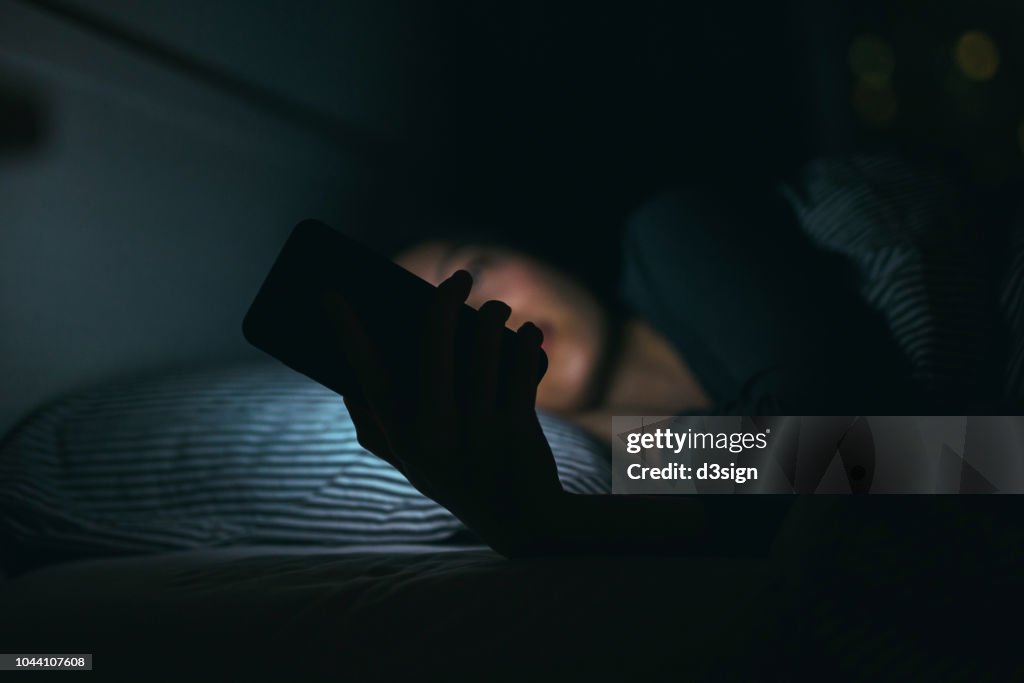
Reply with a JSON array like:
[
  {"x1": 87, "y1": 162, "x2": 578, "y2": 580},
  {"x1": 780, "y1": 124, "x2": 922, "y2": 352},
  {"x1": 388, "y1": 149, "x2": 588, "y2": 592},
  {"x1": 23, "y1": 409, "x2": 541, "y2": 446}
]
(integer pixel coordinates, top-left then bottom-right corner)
[
  {"x1": 242, "y1": 221, "x2": 563, "y2": 555},
  {"x1": 321, "y1": 269, "x2": 565, "y2": 555},
  {"x1": 242, "y1": 220, "x2": 547, "y2": 407}
]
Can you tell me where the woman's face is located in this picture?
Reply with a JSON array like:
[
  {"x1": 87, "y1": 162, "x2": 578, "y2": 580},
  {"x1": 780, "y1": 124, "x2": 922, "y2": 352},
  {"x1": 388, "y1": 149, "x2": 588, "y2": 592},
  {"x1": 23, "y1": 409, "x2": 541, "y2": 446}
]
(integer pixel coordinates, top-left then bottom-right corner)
[{"x1": 395, "y1": 242, "x2": 610, "y2": 413}]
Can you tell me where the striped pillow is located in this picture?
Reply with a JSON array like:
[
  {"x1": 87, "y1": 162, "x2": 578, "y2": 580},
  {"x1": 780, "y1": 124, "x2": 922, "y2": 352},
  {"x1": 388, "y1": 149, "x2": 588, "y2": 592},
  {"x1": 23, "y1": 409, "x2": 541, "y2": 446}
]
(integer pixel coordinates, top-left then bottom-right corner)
[{"x1": 0, "y1": 362, "x2": 609, "y2": 570}]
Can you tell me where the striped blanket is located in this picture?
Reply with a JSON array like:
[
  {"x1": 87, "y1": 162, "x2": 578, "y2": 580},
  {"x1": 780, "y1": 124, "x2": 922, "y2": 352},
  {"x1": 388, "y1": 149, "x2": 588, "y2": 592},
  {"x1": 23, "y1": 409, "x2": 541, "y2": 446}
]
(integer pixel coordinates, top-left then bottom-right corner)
[{"x1": 780, "y1": 155, "x2": 1019, "y2": 406}]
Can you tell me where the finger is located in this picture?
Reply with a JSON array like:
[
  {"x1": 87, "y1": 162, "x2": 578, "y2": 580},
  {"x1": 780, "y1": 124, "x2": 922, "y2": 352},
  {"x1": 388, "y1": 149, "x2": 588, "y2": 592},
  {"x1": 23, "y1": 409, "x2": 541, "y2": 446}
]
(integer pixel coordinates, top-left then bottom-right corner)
[
  {"x1": 420, "y1": 270, "x2": 472, "y2": 416},
  {"x1": 343, "y1": 396, "x2": 403, "y2": 473},
  {"x1": 322, "y1": 292, "x2": 396, "y2": 430},
  {"x1": 508, "y1": 321, "x2": 544, "y2": 413},
  {"x1": 472, "y1": 299, "x2": 511, "y2": 416}
]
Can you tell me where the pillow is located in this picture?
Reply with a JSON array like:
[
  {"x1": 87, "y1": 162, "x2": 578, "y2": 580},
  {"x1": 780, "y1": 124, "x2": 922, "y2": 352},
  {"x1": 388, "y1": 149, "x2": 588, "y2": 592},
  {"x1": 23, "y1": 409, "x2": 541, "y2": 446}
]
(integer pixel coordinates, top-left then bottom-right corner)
[{"x1": 0, "y1": 361, "x2": 610, "y2": 573}]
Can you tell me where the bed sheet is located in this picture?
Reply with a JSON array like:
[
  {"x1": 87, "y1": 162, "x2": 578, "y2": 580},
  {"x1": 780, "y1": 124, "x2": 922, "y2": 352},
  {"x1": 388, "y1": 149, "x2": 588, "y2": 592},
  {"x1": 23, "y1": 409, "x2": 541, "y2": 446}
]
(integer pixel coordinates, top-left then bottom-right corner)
[
  {"x1": 5, "y1": 509, "x2": 1022, "y2": 682},
  {"x1": 0, "y1": 544, "x2": 794, "y2": 681}
]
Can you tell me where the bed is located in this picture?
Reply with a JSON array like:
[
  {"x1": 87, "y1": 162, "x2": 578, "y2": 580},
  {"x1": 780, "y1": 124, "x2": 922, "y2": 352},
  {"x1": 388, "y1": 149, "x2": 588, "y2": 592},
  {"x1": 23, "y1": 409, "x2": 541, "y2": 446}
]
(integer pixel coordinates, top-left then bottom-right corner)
[
  {"x1": 0, "y1": 362, "x2": 785, "y2": 679},
  {"x1": 1, "y1": 362, "x2": 1020, "y2": 681},
  {"x1": 0, "y1": 543, "x2": 797, "y2": 681}
]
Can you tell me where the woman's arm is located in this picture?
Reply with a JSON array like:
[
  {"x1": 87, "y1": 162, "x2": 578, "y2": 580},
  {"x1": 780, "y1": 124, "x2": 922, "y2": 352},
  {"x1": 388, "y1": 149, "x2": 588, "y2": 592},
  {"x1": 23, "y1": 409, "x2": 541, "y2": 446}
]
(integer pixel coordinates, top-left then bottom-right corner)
[
  {"x1": 323, "y1": 269, "x2": 789, "y2": 558},
  {"x1": 525, "y1": 493, "x2": 796, "y2": 558},
  {"x1": 530, "y1": 493, "x2": 706, "y2": 556}
]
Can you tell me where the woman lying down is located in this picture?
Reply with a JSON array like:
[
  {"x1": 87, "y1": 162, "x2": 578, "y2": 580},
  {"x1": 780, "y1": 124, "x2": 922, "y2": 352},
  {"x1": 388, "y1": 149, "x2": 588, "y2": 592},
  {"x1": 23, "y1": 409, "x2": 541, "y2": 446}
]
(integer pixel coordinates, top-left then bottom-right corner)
[{"x1": 325, "y1": 156, "x2": 1015, "y2": 558}]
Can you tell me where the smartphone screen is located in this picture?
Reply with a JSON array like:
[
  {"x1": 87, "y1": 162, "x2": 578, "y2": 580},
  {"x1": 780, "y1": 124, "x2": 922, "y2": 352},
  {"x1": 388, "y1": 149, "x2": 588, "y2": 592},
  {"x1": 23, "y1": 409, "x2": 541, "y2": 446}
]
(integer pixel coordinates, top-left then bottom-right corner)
[{"x1": 242, "y1": 220, "x2": 546, "y2": 406}]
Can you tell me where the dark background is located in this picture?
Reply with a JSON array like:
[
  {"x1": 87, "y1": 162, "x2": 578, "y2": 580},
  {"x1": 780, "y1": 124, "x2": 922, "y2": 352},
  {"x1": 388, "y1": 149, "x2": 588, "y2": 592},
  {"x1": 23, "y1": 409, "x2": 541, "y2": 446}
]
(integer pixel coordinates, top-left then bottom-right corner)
[
  {"x1": 2, "y1": 0, "x2": 1022, "y2": 433},
  {"x1": 418, "y1": 0, "x2": 1024, "y2": 271}
]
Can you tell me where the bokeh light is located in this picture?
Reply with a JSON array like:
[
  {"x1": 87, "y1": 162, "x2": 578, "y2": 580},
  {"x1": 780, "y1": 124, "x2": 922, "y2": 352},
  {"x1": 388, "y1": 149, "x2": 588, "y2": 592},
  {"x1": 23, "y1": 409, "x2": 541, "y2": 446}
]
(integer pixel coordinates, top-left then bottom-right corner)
[
  {"x1": 848, "y1": 34, "x2": 895, "y2": 86},
  {"x1": 955, "y1": 30, "x2": 999, "y2": 82}
]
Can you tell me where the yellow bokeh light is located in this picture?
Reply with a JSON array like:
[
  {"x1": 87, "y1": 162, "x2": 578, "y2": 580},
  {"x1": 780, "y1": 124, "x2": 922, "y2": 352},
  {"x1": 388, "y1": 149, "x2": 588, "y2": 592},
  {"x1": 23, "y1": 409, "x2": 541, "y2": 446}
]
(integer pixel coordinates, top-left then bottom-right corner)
[
  {"x1": 849, "y1": 34, "x2": 895, "y2": 86},
  {"x1": 955, "y1": 30, "x2": 999, "y2": 82}
]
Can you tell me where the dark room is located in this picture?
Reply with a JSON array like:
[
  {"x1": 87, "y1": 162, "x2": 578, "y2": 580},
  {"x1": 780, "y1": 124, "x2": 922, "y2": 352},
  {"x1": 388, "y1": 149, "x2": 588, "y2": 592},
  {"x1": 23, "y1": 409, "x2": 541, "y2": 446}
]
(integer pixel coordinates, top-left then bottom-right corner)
[{"x1": 1, "y1": 0, "x2": 1023, "y2": 680}]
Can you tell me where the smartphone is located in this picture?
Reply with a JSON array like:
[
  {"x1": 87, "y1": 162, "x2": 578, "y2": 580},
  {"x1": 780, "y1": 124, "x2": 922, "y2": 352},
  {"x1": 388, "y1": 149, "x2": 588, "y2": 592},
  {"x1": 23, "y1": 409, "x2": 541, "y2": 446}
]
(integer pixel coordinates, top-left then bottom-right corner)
[{"x1": 242, "y1": 219, "x2": 546, "y2": 405}]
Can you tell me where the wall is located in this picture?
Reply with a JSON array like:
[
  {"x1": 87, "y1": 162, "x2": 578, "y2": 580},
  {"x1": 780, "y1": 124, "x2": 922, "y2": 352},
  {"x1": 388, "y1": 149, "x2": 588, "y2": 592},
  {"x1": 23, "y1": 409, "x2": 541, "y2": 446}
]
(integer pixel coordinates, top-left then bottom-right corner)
[{"x1": 0, "y1": 0, "x2": 449, "y2": 434}]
